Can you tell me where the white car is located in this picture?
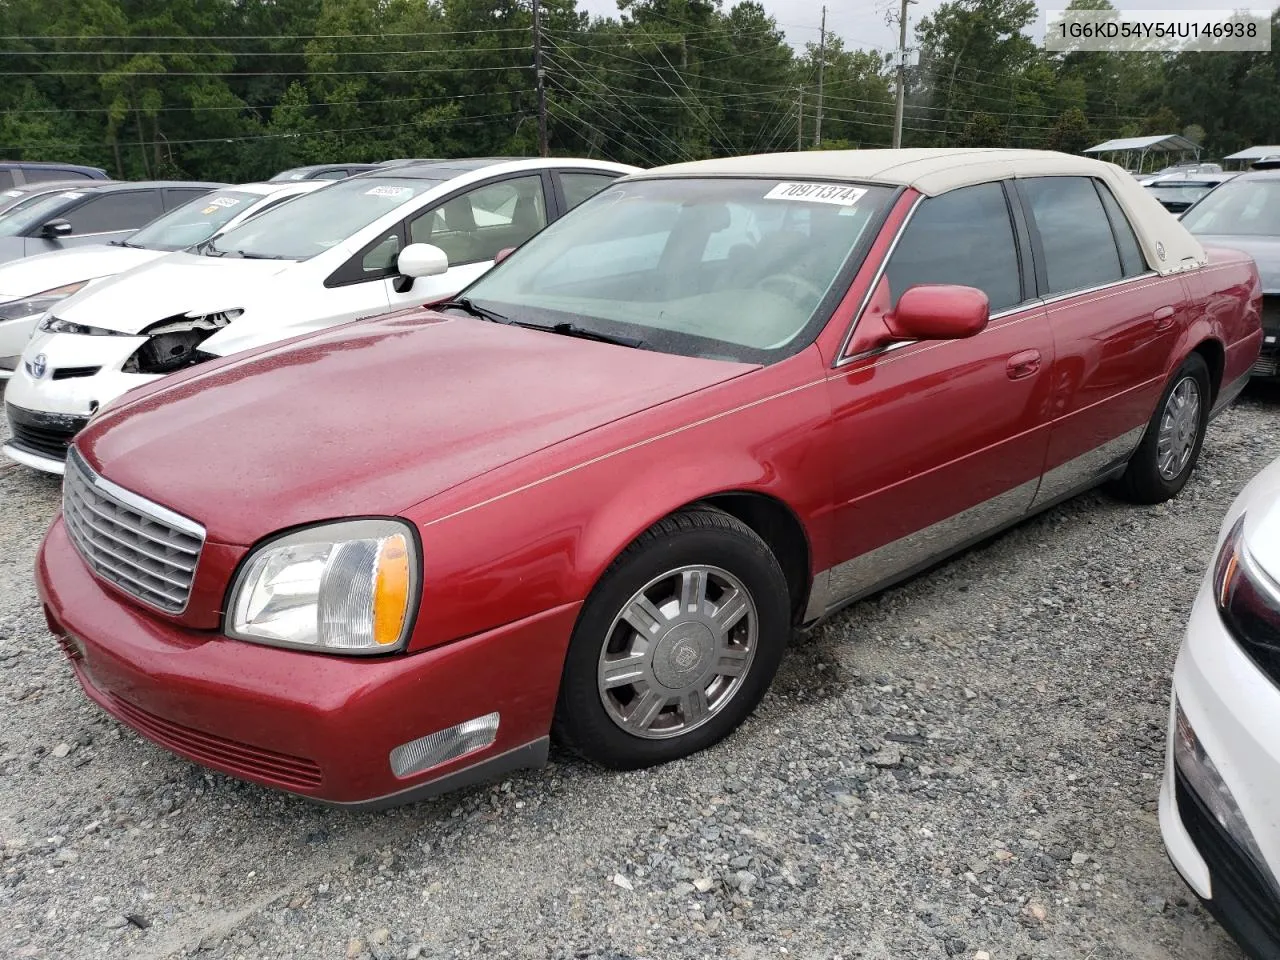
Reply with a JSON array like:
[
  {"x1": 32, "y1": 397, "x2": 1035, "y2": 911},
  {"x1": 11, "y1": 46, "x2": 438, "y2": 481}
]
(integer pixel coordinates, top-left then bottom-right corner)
[
  {"x1": 3, "y1": 157, "x2": 637, "y2": 473},
  {"x1": 0, "y1": 179, "x2": 327, "y2": 381},
  {"x1": 1160, "y1": 454, "x2": 1280, "y2": 958}
]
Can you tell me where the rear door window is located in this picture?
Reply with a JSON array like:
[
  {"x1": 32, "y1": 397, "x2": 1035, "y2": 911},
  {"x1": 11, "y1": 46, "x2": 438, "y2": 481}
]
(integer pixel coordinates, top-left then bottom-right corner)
[
  {"x1": 163, "y1": 187, "x2": 212, "y2": 209},
  {"x1": 24, "y1": 167, "x2": 90, "y2": 183},
  {"x1": 1020, "y1": 177, "x2": 1123, "y2": 295}
]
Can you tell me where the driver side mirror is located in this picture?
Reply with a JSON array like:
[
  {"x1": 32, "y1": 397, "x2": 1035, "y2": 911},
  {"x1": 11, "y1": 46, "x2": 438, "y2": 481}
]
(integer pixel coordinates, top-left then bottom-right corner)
[
  {"x1": 494, "y1": 246, "x2": 517, "y2": 264},
  {"x1": 885, "y1": 285, "x2": 989, "y2": 342},
  {"x1": 392, "y1": 242, "x2": 449, "y2": 293},
  {"x1": 40, "y1": 219, "x2": 73, "y2": 239}
]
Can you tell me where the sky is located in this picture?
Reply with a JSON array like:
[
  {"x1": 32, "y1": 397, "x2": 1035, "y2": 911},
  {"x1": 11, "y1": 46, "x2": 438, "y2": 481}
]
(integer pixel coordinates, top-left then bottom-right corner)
[{"x1": 575, "y1": 0, "x2": 1277, "y2": 55}]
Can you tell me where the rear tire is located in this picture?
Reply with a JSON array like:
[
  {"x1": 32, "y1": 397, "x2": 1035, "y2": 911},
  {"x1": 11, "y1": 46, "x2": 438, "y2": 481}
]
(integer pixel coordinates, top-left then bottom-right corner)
[
  {"x1": 552, "y1": 507, "x2": 789, "y2": 770},
  {"x1": 1112, "y1": 353, "x2": 1210, "y2": 504}
]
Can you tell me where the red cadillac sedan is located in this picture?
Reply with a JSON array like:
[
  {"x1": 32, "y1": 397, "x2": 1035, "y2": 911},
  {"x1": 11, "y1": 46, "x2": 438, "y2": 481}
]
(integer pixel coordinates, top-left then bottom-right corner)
[{"x1": 36, "y1": 149, "x2": 1262, "y2": 808}]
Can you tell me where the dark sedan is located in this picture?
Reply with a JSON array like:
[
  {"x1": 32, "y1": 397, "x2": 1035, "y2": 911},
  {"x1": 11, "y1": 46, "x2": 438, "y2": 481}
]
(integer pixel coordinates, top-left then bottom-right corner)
[
  {"x1": 268, "y1": 163, "x2": 381, "y2": 182},
  {"x1": 0, "y1": 180, "x2": 225, "y2": 266}
]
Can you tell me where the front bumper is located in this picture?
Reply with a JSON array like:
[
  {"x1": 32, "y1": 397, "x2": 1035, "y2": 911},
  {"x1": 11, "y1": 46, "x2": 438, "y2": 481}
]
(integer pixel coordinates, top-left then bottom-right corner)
[
  {"x1": 38, "y1": 517, "x2": 579, "y2": 808},
  {"x1": 3, "y1": 401, "x2": 86, "y2": 473},
  {"x1": 1160, "y1": 576, "x2": 1280, "y2": 958},
  {"x1": 1174, "y1": 767, "x2": 1280, "y2": 958}
]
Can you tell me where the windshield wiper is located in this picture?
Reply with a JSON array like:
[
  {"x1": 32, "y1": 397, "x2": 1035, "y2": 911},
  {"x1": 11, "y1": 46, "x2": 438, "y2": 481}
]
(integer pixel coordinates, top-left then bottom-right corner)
[
  {"x1": 108, "y1": 239, "x2": 141, "y2": 248},
  {"x1": 195, "y1": 239, "x2": 226, "y2": 257},
  {"x1": 542, "y1": 322, "x2": 646, "y2": 349},
  {"x1": 435, "y1": 297, "x2": 510, "y2": 324}
]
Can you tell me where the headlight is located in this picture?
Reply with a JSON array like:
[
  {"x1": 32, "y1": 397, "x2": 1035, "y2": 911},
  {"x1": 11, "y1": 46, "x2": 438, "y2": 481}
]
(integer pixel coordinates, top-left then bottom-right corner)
[
  {"x1": 1213, "y1": 514, "x2": 1280, "y2": 650},
  {"x1": 37, "y1": 315, "x2": 127, "y2": 336},
  {"x1": 0, "y1": 281, "x2": 89, "y2": 323},
  {"x1": 228, "y1": 519, "x2": 419, "y2": 655}
]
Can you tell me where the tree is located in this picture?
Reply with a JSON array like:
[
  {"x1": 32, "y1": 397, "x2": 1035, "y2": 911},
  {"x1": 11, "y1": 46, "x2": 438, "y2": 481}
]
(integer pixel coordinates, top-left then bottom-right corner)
[
  {"x1": 1043, "y1": 107, "x2": 1092, "y2": 154},
  {"x1": 956, "y1": 112, "x2": 1004, "y2": 146}
]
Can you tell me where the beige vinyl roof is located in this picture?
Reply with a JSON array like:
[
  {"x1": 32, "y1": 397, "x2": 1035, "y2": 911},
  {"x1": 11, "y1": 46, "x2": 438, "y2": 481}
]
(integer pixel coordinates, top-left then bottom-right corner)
[{"x1": 631, "y1": 148, "x2": 1207, "y2": 275}]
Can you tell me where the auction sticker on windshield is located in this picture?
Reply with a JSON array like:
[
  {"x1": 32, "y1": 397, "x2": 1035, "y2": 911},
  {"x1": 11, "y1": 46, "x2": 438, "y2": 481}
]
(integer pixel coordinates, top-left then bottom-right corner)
[
  {"x1": 365, "y1": 186, "x2": 414, "y2": 199},
  {"x1": 764, "y1": 183, "x2": 867, "y2": 206}
]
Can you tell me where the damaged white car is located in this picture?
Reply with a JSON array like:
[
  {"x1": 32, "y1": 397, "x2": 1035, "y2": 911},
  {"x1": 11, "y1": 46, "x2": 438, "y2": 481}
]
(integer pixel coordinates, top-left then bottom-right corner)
[
  {"x1": 2, "y1": 157, "x2": 636, "y2": 473},
  {"x1": 0, "y1": 179, "x2": 327, "y2": 382}
]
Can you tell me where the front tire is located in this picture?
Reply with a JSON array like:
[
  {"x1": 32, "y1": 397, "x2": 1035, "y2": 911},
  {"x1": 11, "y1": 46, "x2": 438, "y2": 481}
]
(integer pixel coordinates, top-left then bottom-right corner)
[
  {"x1": 553, "y1": 507, "x2": 790, "y2": 770},
  {"x1": 1113, "y1": 353, "x2": 1211, "y2": 504}
]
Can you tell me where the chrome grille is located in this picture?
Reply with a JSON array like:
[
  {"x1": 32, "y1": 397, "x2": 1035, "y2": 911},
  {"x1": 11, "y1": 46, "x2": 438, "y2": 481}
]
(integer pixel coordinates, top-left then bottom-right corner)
[{"x1": 62, "y1": 448, "x2": 205, "y2": 613}]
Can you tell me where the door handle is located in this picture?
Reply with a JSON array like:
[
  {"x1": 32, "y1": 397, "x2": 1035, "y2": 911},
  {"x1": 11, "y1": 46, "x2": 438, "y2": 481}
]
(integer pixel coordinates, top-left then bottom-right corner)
[
  {"x1": 1006, "y1": 349, "x2": 1041, "y2": 380},
  {"x1": 1153, "y1": 305, "x2": 1176, "y2": 330}
]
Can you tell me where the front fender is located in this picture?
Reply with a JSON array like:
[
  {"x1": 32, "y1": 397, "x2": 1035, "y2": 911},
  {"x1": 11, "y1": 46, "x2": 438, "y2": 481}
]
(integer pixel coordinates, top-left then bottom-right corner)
[{"x1": 406, "y1": 351, "x2": 835, "y2": 651}]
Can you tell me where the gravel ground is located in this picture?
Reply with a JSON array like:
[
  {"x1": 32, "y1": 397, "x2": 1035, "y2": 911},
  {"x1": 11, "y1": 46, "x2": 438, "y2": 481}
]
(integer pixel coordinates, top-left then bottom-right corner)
[{"x1": 2, "y1": 381, "x2": 1278, "y2": 960}]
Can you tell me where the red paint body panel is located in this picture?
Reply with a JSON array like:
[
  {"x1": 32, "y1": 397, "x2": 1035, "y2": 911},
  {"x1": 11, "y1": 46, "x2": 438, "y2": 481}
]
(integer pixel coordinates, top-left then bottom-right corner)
[
  {"x1": 35, "y1": 181, "x2": 1265, "y2": 803},
  {"x1": 38, "y1": 519, "x2": 575, "y2": 803},
  {"x1": 830, "y1": 277, "x2": 1055, "y2": 560},
  {"x1": 78, "y1": 310, "x2": 755, "y2": 548},
  {"x1": 408, "y1": 347, "x2": 834, "y2": 647},
  {"x1": 1039, "y1": 273, "x2": 1186, "y2": 474}
]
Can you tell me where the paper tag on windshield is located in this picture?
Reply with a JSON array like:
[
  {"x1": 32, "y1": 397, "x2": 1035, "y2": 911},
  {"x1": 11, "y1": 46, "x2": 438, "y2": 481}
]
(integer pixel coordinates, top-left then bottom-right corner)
[
  {"x1": 764, "y1": 182, "x2": 866, "y2": 206},
  {"x1": 60, "y1": 191, "x2": 85, "y2": 200},
  {"x1": 208, "y1": 196, "x2": 240, "y2": 209},
  {"x1": 365, "y1": 185, "x2": 412, "y2": 198}
]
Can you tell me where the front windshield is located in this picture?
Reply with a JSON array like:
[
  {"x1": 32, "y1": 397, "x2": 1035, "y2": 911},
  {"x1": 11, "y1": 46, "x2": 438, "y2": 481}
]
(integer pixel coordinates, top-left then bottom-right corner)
[
  {"x1": 459, "y1": 177, "x2": 892, "y2": 363},
  {"x1": 1181, "y1": 178, "x2": 1280, "y2": 236},
  {"x1": 206, "y1": 177, "x2": 439, "y2": 260},
  {"x1": 128, "y1": 190, "x2": 262, "y2": 251},
  {"x1": 0, "y1": 190, "x2": 80, "y2": 237}
]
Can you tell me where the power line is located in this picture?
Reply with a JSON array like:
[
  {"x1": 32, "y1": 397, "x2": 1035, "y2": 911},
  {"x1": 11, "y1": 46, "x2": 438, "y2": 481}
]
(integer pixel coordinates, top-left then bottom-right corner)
[
  {"x1": 0, "y1": 45, "x2": 537, "y2": 57},
  {"x1": 0, "y1": 90, "x2": 512, "y2": 116},
  {"x1": 0, "y1": 28, "x2": 534, "y2": 41},
  {"x1": 0, "y1": 64, "x2": 530, "y2": 77},
  {"x1": 0, "y1": 110, "x2": 525, "y2": 152}
]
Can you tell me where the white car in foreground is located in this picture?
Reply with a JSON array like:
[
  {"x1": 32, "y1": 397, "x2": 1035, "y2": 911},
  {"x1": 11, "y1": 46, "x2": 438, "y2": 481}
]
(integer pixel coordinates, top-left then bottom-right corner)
[
  {"x1": 1161, "y1": 454, "x2": 1280, "y2": 958},
  {"x1": 3, "y1": 157, "x2": 637, "y2": 473},
  {"x1": 0, "y1": 179, "x2": 326, "y2": 381}
]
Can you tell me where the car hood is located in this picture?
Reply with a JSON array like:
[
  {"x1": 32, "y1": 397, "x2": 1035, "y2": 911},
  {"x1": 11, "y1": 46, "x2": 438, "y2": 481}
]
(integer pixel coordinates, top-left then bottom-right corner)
[
  {"x1": 1196, "y1": 234, "x2": 1280, "y2": 294},
  {"x1": 78, "y1": 310, "x2": 756, "y2": 546},
  {"x1": 54, "y1": 251, "x2": 298, "y2": 333},
  {"x1": 0, "y1": 245, "x2": 166, "y2": 302}
]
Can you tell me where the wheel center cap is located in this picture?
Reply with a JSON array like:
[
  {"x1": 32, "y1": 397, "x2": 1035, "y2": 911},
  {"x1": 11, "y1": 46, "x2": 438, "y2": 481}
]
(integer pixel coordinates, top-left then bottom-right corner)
[{"x1": 652, "y1": 622, "x2": 715, "y2": 689}]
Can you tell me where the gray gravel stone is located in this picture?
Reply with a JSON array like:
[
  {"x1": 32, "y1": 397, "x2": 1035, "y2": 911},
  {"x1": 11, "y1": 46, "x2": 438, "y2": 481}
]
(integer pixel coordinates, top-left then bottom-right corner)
[{"x1": 0, "y1": 380, "x2": 1268, "y2": 959}]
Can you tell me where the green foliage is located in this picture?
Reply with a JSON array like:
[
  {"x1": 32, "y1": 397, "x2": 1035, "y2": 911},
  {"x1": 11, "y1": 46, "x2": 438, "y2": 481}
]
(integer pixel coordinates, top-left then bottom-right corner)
[
  {"x1": 0, "y1": 0, "x2": 1270, "y2": 178},
  {"x1": 1043, "y1": 107, "x2": 1092, "y2": 154}
]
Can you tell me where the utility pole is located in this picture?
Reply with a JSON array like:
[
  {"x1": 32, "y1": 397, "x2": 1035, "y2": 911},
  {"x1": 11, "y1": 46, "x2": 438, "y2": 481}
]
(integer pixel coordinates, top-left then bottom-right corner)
[
  {"x1": 532, "y1": 0, "x2": 548, "y2": 157},
  {"x1": 797, "y1": 87, "x2": 804, "y2": 151},
  {"x1": 814, "y1": 6, "x2": 826, "y2": 148},
  {"x1": 892, "y1": 0, "x2": 915, "y2": 148}
]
